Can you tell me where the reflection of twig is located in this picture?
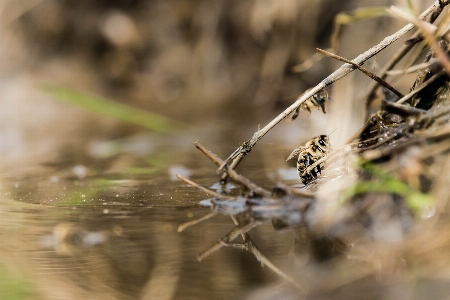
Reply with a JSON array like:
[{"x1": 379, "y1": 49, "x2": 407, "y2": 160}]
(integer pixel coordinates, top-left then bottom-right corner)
[
  {"x1": 316, "y1": 48, "x2": 404, "y2": 98},
  {"x1": 176, "y1": 173, "x2": 230, "y2": 232},
  {"x1": 230, "y1": 234, "x2": 306, "y2": 291},
  {"x1": 184, "y1": 142, "x2": 306, "y2": 289},
  {"x1": 218, "y1": 1, "x2": 446, "y2": 173},
  {"x1": 210, "y1": 215, "x2": 305, "y2": 290},
  {"x1": 197, "y1": 219, "x2": 261, "y2": 261},
  {"x1": 177, "y1": 211, "x2": 218, "y2": 232}
]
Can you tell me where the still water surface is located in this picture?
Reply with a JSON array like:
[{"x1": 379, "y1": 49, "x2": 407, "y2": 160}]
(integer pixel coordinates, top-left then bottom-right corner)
[{"x1": 0, "y1": 123, "x2": 305, "y2": 300}]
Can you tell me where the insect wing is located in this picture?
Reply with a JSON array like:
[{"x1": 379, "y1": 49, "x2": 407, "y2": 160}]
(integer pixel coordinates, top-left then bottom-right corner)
[{"x1": 286, "y1": 146, "x2": 307, "y2": 161}]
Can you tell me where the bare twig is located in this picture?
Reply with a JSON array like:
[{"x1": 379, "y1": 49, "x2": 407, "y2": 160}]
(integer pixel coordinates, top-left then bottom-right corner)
[
  {"x1": 386, "y1": 59, "x2": 437, "y2": 75},
  {"x1": 220, "y1": 155, "x2": 241, "y2": 183},
  {"x1": 176, "y1": 174, "x2": 235, "y2": 200},
  {"x1": 365, "y1": 34, "x2": 420, "y2": 115},
  {"x1": 176, "y1": 173, "x2": 232, "y2": 232},
  {"x1": 278, "y1": 184, "x2": 315, "y2": 198},
  {"x1": 361, "y1": 123, "x2": 450, "y2": 160},
  {"x1": 388, "y1": 6, "x2": 450, "y2": 73},
  {"x1": 396, "y1": 70, "x2": 446, "y2": 104},
  {"x1": 219, "y1": 1, "x2": 446, "y2": 172},
  {"x1": 316, "y1": 48, "x2": 404, "y2": 98},
  {"x1": 383, "y1": 100, "x2": 427, "y2": 115},
  {"x1": 420, "y1": 104, "x2": 450, "y2": 122},
  {"x1": 193, "y1": 140, "x2": 223, "y2": 166},
  {"x1": 366, "y1": 1, "x2": 448, "y2": 116},
  {"x1": 195, "y1": 141, "x2": 272, "y2": 198}
]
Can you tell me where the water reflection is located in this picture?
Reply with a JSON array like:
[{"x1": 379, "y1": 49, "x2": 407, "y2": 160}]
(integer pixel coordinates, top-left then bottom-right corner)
[{"x1": 0, "y1": 145, "x2": 295, "y2": 299}]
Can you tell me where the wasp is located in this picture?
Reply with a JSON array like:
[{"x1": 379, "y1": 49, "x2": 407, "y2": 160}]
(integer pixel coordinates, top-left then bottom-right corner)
[
  {"x1": 290, "y1": 89, "x2": 329, "y2": 121},
  {"x1": 286, "y1": 135, "x2": 333, "y2": 185}
]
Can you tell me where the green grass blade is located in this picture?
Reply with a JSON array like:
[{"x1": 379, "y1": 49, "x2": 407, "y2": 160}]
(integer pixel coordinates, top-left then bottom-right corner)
[
  {"x1": 343, "y1": 161, "x2": 435, "y2": 213},
  {"x1": 43, "y1": 85, "x2": 179, "y2": 133}
]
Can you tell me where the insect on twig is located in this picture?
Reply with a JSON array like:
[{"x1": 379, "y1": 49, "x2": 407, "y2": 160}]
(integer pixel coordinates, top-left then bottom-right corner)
[
  {"x1": 218, "y1": 1, "x2": 445, "y2": 177},
  {"x1": 289, "y1": 89, "x2": 330, "y2": 122},
  {"x1": 287, "y1": 135, "x2": 333, "y2": 185}
]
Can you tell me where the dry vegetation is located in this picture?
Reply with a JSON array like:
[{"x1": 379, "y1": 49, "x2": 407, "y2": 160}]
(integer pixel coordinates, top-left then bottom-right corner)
[
  {"x1": 177, "y1": 0, "x2": 450, "y2": 298},
  {"x1": 3, "y1": 0, "x2": 450, "y2": 299}
]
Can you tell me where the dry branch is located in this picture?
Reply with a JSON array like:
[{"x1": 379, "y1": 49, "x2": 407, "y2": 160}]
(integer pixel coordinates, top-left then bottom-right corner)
[
  {"x1": 194, "y1": 141, "x2": 272, "y2": 198},
  {"x1": 218, "y1": 0, "x2": 448, "y2": 173},
  {"x1": 396, "y1": 70, "x2": 446, "y2": 104},
  {"x1": 366, "y1": 1, "x2": 448, "y2": 115},
  {"x1": 316, "y1": 48, "x2": 404, "y2": 98}
]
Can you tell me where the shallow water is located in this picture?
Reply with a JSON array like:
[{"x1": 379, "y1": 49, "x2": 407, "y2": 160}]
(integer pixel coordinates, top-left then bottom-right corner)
[{"x1": 0, "y1": 123, "x2": 308, "y2": 300}]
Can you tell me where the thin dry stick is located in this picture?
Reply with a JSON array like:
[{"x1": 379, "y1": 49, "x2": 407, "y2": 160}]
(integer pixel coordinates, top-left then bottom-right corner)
[
  {"x1": 220, "y1": 154, "x2": 241, "y2": 183},
  {"x1": 176, "y1": 173, "x2": 231, "y2": 232},
  {"x1": 365, "y1": 34, "x2": 420, "y2": 114},
  {"x1": 275, "y1": 183, "x2": 315, "y2": 197},
  {"x1": 176, "y1": 173, "x2": 229, "y2": 232},
  {"x1": 349, "y1": 71, "x2": 444, "y2": 145},
  {"x1": 218, "y1": 1, "x2": 445, "y2": 172},
  {"x1": 365, "y1": 1, "x2": 448, "y2": 114},
  {"x1": 316, "y1": 48, "x2": 404, "y2": 98},
  {"x1": 186, "y1": 142, "x2": 302, "y2": 288},
  {"x1": 176, "y1": 174, "x2": 235, "y2": 200},
  {"x1": 388, "y1": 6, "x2": 450, "y2": 73},
  {"x1": 194, "y1": 140, "x2": 223, "y2": 167},
  {"x1": 396, "y1": 70, "x2": 446, "y2": 103},
  {"x1": 420, "y1": 103, "x2": 450, "y2": 121},
  {"x1": 361, "y1": 122, "x2": 450, "y2": 160},
  {"x1": 386, "y1": 59, "x2": 437, "y2": 75},
  {"x1": 194, "y1": 141, "x2": 272, "y2": 198},
  {"x1": 383, "y1": 100, "x2": 427, "y2": 115}
]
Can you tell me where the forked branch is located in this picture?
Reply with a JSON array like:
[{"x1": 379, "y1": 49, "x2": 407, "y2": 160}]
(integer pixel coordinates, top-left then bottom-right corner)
[
  {"x1": 316, "y1": 48, "x2": 404, "y2": 98},
  {"x1": 218, "y1": 0, "x2": 448, "y2": 173}
]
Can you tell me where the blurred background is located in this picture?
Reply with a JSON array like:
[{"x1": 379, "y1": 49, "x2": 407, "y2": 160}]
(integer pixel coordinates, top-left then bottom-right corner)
[
  {"x1": 0, "y1": 0, "x2": 417, "y2": 167},
  {"x1": 0, "y1": 0, "x2": 433, "y2": 299}
]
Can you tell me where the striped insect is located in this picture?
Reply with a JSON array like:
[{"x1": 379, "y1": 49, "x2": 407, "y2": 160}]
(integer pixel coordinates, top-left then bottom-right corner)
[
  {"x1": 286, "y1": 135, "x2": 333, "y2": 185},
  {"x1": 290, "y1": 89, "x2": 329, "y2": 121}
]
